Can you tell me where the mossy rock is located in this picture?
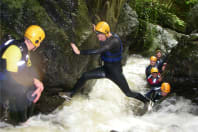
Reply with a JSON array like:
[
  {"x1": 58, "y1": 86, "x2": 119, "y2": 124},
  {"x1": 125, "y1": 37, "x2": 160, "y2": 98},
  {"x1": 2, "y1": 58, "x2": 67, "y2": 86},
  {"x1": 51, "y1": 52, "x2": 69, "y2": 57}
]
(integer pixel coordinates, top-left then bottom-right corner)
[{"x1": 162, "y1": 35, "x2": 198, "y2": 102}]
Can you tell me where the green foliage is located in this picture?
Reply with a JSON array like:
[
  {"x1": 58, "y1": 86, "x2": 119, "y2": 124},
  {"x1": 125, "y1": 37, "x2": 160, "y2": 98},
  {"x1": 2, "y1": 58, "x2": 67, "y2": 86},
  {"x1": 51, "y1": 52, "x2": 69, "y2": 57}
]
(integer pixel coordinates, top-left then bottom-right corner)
[
  {"x1": 185, "y1": 0, "x2": 198, "y2": 5},
  {"x1": 130, "y1": 20, "x2": 158, "y2": 56},
  {"x1": 130, "y1": 0, "x2": 186, "y2": 33},
  {"x1": 2, "y1": 0, "x2": 26, "y2": 9}
]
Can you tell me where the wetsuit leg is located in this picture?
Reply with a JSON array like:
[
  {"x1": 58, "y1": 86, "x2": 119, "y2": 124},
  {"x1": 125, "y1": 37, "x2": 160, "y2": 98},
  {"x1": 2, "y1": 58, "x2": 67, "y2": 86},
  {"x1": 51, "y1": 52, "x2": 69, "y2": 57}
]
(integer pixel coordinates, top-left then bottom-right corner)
[
  {"x1": 104, "y1": 63, "x2": 148, "y2": 103},
  {"x1": 71, "y1": 67, "x2": 106, "y2": 96}
]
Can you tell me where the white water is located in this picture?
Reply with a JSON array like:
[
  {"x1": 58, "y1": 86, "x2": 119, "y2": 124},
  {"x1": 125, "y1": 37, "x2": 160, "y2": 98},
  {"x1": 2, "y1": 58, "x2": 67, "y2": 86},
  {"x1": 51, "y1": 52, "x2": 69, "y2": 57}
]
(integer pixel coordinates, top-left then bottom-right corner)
[{"x1": 0, "y1": 55, "x2": 198, "y2": 132}]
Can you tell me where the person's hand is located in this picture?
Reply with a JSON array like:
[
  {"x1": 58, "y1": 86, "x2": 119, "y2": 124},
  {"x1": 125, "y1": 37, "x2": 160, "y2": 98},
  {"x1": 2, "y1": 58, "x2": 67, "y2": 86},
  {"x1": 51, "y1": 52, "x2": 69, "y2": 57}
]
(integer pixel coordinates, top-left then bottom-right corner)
[
  {"x1": 70, "y1": 42, "x2": 80, "y2": 55},
  {"x1": 92, "y1": 24, "x2": 96, "y2": 31},
  {"x1": 159, "y1": 76, "x2": 163, "y2": 82},
  {"x1": 162, "y1": 63, "x2": 167, "y2": 71},
  {"x1": 32, "y1": 78, "x2": 44, "y2": 103}
]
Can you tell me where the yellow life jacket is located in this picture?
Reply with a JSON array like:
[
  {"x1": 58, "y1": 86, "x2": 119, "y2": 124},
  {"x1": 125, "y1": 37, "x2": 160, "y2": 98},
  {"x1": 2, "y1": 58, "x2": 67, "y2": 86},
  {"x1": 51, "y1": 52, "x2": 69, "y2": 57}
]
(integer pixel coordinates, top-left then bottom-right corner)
[{"x1": 0, "y1": 40, "x2": 31, "y2": 73}]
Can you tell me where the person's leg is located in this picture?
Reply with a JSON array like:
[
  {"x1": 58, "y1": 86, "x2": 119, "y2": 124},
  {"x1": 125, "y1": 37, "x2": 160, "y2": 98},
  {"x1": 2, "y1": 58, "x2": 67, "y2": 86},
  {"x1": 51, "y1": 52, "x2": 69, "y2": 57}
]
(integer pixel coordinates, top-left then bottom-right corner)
[
  {"x1": 71, "y1": 67, "x2": 106, "y2": 97},
  {"x1": 4, "y1": 72, "x2": 33, "y2": 124},
  {"x1": 145, "y1": 89, "x2": 153, "y2": 99},
  {"x1": 0, "y1": 80, "x2": 4, "y2": 117},
  {"x1": 105, "y1": 65, "x2": 148, "y2": 103}
]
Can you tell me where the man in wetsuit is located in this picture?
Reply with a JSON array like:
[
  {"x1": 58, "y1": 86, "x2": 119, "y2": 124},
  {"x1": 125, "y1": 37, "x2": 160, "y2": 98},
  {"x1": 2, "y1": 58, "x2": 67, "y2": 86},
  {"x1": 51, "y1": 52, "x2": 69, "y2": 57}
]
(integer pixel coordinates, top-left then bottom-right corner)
[
  {"x1": 70, "y1": 21, "x2": 148, "y2": 103},
  {"x1": 0, "y1": 25, "x2": 45, "y2": 123}
]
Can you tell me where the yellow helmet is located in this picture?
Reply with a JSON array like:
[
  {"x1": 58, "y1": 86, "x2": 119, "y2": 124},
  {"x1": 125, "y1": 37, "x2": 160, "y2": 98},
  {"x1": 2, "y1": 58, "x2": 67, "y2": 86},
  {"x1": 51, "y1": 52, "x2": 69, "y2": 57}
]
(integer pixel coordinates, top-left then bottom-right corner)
[
  {"x1": 24, "y1": 25, "x2": 45, "y2": 47},
  {"x1": 151, "y1": 67, "x2": 158, "y2": 73},
  {"x1": 95, "y1": 21, "x2": 110, "y2": 37},
  {"x1": 150, "y1": 56, "x2": 157, "y2": 62},
  {"x1": 161, "y1": 82, "x2": 171, "y2": 93}
]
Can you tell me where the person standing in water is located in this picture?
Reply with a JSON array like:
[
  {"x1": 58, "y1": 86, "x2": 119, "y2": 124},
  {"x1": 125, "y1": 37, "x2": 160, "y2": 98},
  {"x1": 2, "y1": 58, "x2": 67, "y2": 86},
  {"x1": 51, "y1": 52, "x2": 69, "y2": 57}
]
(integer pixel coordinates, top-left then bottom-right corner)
[
  {"x1": 145, "y1": 56, "x2": 158, "y2": 78},
  {"x1": 147, "y1": 67, "x2": 162, "y2": 87},
  {"x1": 145, "y1": 82, "x2": 171, "y2": 103},
  {"x1": 70, "y1": 21, "x2": 148, "y2": 103},
  {"x1": 155, "y1": 50, "x2": 167, "y2": 73},
  {"x1": 0, "y1": 25, "x2": 45, "y2": 123}
]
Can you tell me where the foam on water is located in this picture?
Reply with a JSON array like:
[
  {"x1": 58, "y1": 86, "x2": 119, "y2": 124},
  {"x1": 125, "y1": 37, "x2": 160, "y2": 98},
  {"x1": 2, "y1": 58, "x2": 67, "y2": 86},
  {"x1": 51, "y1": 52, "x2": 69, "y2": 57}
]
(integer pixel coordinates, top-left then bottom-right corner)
[{"x1": 0, "y1": 55, "x2": 197, "y2": 132}]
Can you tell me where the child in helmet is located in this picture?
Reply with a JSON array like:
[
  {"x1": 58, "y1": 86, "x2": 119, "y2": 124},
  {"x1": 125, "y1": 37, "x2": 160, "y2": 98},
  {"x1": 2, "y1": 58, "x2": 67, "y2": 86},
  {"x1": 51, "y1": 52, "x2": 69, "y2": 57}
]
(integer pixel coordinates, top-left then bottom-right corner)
[
  {"x1": 145, "y1": 56, "x2": 158, "y2": 78},
  {"x1": 145, "y1": 82, "x2": 171, "y2": 103},
  {"x1": 147, "y1": 67, "x2": 162, "y2": 87}
]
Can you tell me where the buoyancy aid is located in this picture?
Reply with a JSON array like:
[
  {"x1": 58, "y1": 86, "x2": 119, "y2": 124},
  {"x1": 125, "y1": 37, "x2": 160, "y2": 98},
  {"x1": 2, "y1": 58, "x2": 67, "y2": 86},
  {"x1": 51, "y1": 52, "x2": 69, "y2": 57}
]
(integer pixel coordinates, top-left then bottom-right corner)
[
  {"x1": 0, "y1": 39, "x2": 31, "y2": 79},
  {"x1": 100, "y1": 34, "x2": 123, "y2": 62}
]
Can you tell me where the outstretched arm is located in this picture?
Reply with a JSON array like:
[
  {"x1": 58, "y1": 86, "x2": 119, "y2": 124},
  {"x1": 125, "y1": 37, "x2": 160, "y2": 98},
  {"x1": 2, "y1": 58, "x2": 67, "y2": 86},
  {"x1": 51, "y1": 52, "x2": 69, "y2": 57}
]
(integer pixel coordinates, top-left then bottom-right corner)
[{"x1": 70, "y1": 37, "x2": 119, "y2": 55}]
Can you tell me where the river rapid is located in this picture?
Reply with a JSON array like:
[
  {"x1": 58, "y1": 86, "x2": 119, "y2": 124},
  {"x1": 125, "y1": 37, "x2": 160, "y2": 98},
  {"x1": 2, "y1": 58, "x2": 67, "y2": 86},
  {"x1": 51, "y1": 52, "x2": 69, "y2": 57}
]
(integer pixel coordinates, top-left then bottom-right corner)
[{"x1": 0, "y1": 55, "x2": 197, "y2": 132}]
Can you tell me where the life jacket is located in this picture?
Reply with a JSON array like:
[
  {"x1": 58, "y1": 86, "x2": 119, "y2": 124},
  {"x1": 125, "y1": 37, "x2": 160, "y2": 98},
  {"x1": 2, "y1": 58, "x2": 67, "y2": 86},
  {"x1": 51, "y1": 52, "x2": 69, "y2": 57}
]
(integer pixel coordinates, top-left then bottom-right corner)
[
  {"x1": 147, "y1": 73, "x2": 161, "y2": 87},
  {"x1": 100, "y1": 33, "x2": 123, "y2": 62},
  {"x1": 0, "y1": 39, "x2": 30, "y2": 79}
]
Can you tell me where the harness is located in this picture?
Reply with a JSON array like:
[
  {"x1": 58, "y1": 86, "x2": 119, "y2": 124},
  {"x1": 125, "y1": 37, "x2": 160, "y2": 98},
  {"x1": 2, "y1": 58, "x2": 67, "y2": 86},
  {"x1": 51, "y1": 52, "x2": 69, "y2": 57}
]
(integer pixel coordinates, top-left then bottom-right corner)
[
  {"x1": 100, "y1": 34, "x2": 123, "y2": 62},
  {"x1": 0, "y1": 39, "x2": 29, "y2": 80}
]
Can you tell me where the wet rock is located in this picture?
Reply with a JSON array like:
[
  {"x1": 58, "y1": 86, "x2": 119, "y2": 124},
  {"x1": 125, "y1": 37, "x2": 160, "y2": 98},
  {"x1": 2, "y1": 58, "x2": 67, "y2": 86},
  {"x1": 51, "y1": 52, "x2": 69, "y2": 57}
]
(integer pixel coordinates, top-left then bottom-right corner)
[
  {"x1": 186, "y1": 4, "x2": 198, "y2": 34},
  {"x1": 162, "y1": 34, "x2": 198, "y2": 102}
]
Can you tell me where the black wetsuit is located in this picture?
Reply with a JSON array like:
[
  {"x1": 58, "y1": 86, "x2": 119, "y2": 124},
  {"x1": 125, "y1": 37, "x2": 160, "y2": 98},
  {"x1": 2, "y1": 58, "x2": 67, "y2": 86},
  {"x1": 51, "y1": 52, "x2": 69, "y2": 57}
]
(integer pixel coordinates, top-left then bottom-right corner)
[
  {"x1": 156, "y1": 56, "x2": 166, "y2": 73},
  {"x1": 145, "y1": 87, "x2": 162, "y2": 102},
  {"x1": 71, "y1": 34, "x2": 148, "y2": 103}
]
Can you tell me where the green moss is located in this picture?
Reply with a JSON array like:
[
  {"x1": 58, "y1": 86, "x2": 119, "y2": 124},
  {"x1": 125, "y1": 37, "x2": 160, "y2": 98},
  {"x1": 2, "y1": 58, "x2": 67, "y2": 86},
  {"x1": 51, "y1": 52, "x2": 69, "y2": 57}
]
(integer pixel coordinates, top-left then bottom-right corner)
[
  {"x1": 85, "y1": 0, "x2": 126, "y2": 32},
  {"x1": 130, "y1": 19, "x2": 159, "y2": 56},
  {"x1": 74, "y1": 0, "x2": 92, "y2": 45},
  {"x1": 2, "y1": 0, "x2": 26, "y2": 9}
]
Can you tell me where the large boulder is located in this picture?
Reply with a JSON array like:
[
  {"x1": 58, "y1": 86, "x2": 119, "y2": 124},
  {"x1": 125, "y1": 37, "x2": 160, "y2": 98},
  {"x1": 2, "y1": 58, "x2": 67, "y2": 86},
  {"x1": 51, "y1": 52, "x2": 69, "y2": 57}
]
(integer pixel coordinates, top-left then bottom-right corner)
[
  {"x1": 129, "y1": 21, "x2": 181, "y2": 56},
  {"x1": 162, "y1": 34, "x2": 198, "y2": 103}
]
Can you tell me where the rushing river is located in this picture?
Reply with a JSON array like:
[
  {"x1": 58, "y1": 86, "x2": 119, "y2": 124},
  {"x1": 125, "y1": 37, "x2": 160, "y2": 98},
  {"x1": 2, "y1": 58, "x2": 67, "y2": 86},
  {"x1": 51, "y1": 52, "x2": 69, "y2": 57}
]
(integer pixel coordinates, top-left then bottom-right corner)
[{"x1": 0, "y1": 55, "x2": 198, "y2": 132}]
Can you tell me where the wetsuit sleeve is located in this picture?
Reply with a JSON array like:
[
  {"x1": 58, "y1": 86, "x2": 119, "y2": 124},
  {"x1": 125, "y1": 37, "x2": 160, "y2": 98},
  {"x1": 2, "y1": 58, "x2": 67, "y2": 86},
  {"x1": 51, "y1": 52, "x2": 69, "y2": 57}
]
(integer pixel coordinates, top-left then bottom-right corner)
[
  {"x1": 80, "y1": 37, "x2": 120, "y2": 55},
  {"x1": 2, "y1": 45, "x2": 22, "y2": 72}
]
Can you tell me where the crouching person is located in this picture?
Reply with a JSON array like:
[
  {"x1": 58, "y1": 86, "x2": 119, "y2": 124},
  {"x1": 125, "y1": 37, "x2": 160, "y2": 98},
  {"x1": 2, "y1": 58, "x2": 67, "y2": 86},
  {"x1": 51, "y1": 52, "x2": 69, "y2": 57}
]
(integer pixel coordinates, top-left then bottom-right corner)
[{"x1": 0, "y1": 25, "x2": 45, "y2": 124}]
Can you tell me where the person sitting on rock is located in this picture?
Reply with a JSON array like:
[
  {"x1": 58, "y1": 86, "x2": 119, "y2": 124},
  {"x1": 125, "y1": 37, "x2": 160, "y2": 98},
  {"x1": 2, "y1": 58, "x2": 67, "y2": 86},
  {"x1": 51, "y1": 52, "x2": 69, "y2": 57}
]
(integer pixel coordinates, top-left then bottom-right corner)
[
  {"x1": 147, "y1": 67, "x2": 162, "y2": 87},
  {"x1": 145, "y1": 56, "x2": 157, "y2": 78}
]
